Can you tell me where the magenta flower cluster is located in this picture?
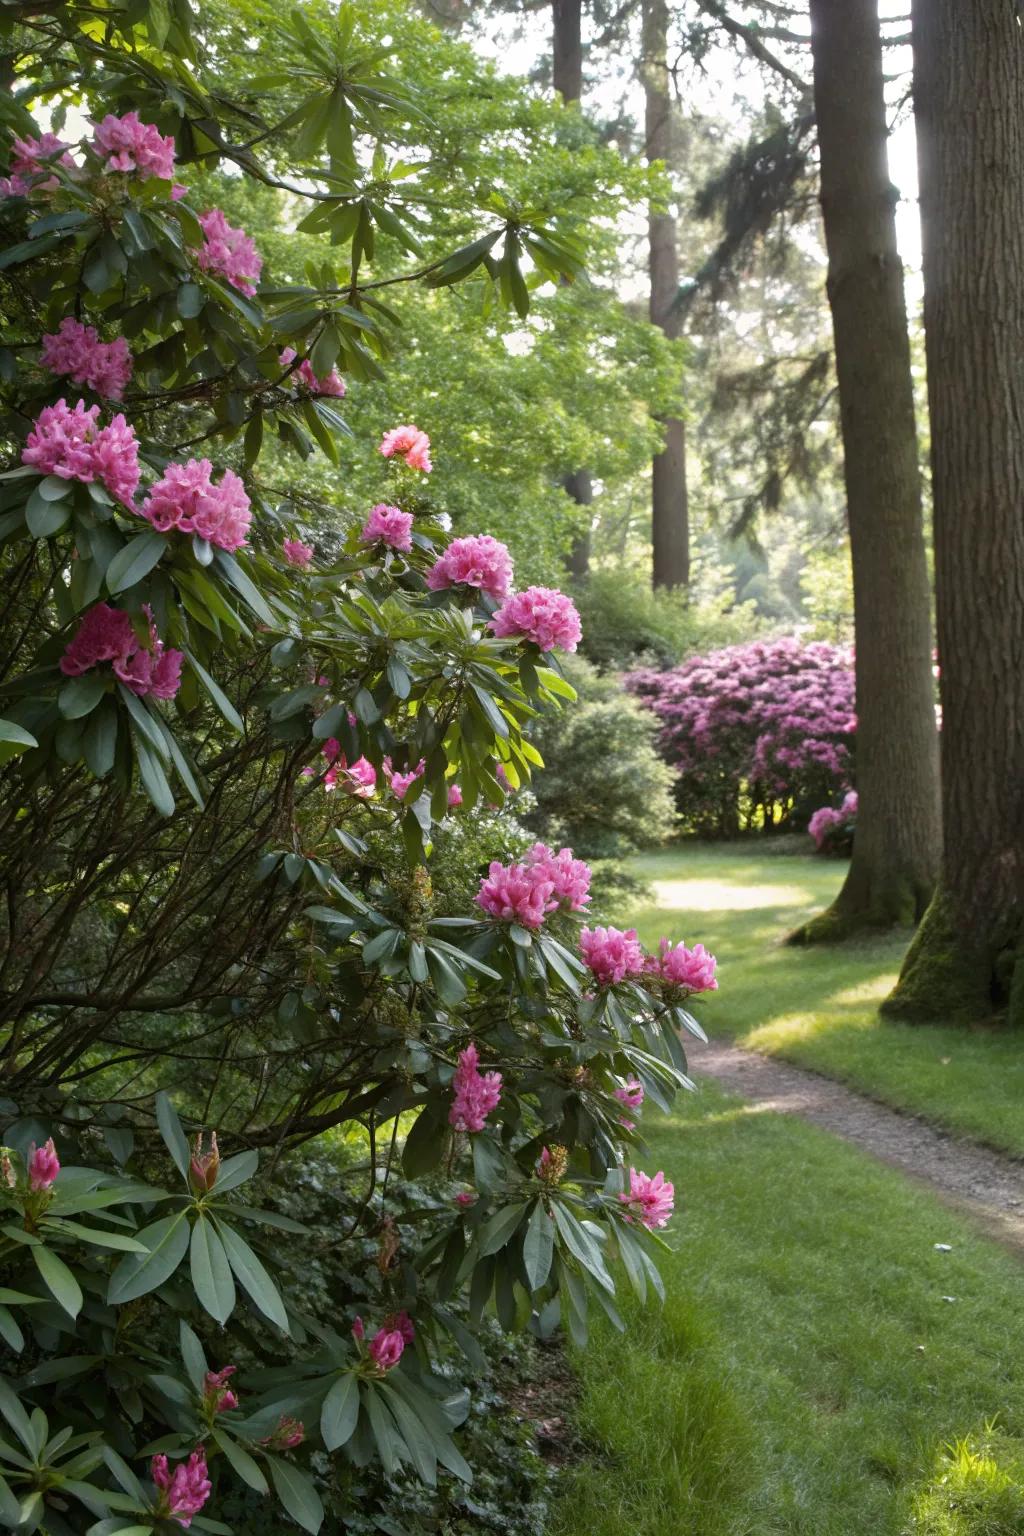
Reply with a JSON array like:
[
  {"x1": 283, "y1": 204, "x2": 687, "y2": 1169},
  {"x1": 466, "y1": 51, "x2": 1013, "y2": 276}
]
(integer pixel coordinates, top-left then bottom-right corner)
[
  {"x1": 283, "y1": 538, "x2": 314, "y2": 568},
  {"x1": 427, "y1": 534, "x2": 514, "y2": 601},
  {"x1": 379, "y1": 424, "x2": 432, "y2": 472},
  {"x1": 139, "y1": 458, "x2": 251, "y2": 550},
  {"x1": 579, "y1": 925, "x2": 645, "y2": 986},
  {"x1": 151, "y1": 1450, "x2": 211, "y2": 1529},
  {"x1": 360, "y1": 503, "x2": 414, "y2": 552},
  {"x1": 60, "y1": 603, "x2": 183, "y2": 700},
  {"x1": 0, "y1": 132, "x2": 75, "y2": 196},
  {"x1": 196, "y1": 208, "x2": 262, "y2": 295},
  {"x1": 22, "y1": 398, "x2": 140, "y2": 504},
  {"x1": 808, "y1": 788, "x2": 858, "y2": 853},
  {"x1": 93, "y1": 111, "x2": 177, "y2": 181},
  {"x1": 449, "y1": 1041, "x2": 502, "y2": 1133},
  {"x1": 619, "y1": 1167, "x2": 675, "y2": 1230},
  {"x1": 490, "y1": 585, "x2": 582, "y2": 654},
  {"x1": 628, "y1": 637, "x2": 856, "y2": 835},
  {"x1": 651, "y1": 939, "x2": 719, "y2": 993},
  {"x1": 202, "y1": 1365, "x2": 238, "y2": 1414},
  {"x1": 41, "y1": 317, "x2": 133, "y2": 400},
  {"x1": 279, "y1": 347, "x2": 345, "y2": 398},
  {"x1": 475, "y1": 844, "x2": 591, "y2": 930},
  {"x1": 27, "y1": 1138, "x2": 60, "y2": 1191},
  {"x1": 382, "y1": 756, "x2": 425, "y2": 800}
]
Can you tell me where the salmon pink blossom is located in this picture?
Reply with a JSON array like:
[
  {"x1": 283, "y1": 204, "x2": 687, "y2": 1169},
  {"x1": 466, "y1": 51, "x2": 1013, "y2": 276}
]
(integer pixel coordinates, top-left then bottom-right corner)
[
  {"x1": 527, "y1": 843, "x2": 591, "y2": 911},
  {"x1": 379, "y1": 424, "x2": 432, "y2": 472},
  {"x1": 449, "y1": 1042, "x2": 502, "y2": 1133},
  {"x1": 490, "y1": 586, "x2": 581, "y2": 653},
  {"x1": 22, "y1": 398, "x2": 140, "y2": 504},
  {"x1": 360, "y1": 503, "x2": 413, "y2": 552},
  {"x1": 619, "y1": 1167, "x2": 674, "y2": 1230},
  {"x1": 140, "y1": 458, "x2": 251, "y2": 550},
  {"x1": 196, "y1": 208, "x2": 262, "y2": 295},
  {"x1": 653, "y1": 939, "x2": 718, "y2": 993},
  {"x1": 41, "y1": 318, "x2": 133, "y2": 399},
  {"x1": 93, "y1": 112, "x2": 177, "y2": 181},
  {"x1": 278, "y1": 347, "x2": 345, "y2": 397},
  {"x1": 283, "y1": 538, "x2": 313, "y2": 567},
  {"x1": 151, "y1": 1450, "x2": 211, "y2": 1529},
  {"x1": 27, "y1": 1138, "x2": 60, "y2": 1191},
  {"x1": 476, "y1": 859, "x2": 554, "y2": 929},
  {"x1": 579, "y1": 925, "x2": 645, "y2": 986},
  {"x1": 426, "y1": 534, "x2": 513, "y2": 600}
]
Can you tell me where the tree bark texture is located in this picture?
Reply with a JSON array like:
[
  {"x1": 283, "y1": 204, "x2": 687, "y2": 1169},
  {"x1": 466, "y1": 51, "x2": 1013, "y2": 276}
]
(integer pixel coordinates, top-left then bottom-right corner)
[
  {"x1": 791, "y1": 0, "x2": 941, "y2": 943},
  {"x1": 642, "y1": 0, "x2": 690, "y2": 589},
  {"x1": 885, "y1": 0, "x2": 1024, "y2": 1022}
]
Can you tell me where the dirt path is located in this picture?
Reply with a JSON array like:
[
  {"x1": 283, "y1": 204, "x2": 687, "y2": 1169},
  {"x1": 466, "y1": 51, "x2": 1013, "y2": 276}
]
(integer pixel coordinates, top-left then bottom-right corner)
[{"x1": 690, "y1": 1036, "x2": 1024, "y2": 1253}]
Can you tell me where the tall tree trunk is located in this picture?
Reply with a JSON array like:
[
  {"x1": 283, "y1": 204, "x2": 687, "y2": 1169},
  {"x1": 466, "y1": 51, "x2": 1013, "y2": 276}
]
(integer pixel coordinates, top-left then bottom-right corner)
[
  {"x1": 884, "y1": 0, "x2": 1024, "y2": 1023},
  {"x1": 791, "y1": 0, "x2": 941, "y2": 943},
  {"x1": 642, "y1": 0, "x2": 690, "y2": 590},
  {"x1": 552, "y1": 0, "x2": 592, "y2": 578}
]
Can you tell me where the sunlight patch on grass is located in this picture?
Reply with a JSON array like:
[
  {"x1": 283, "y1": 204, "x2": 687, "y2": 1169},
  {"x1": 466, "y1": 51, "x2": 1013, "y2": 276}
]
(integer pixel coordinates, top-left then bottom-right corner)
[{"x1": 649, "y1": 877, "x2": 815, "y2": 912}]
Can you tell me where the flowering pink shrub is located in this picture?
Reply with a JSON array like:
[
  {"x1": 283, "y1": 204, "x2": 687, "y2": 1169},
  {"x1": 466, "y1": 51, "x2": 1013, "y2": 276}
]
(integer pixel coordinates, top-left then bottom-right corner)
[
  {"x1": 1, "y1": 132, "x2": 75, "y2": 196},
  {"x1": 627, "y1": 637, "x2": 855, "y2": 835},
  {"x1": 283, "y1": 538, "x2": 313, "y2": 567},
  {"x1": 195, "y1": 208, "x2": 262, "y2": 295},
  {"x1": 139, "y1": 458, "x2": 251, "y2": 550},
  {"x1": 278, "y1": 347, "x2": 345, "y2": 397},
  {"x1": 22, "y1": 398, "x2": 140, "y2": 504},
  {"x1": 490, "y1": 586, "x2": 581, "y2": 653},
  {"x1": 360, "y1": 503, "x2": 414, "y2": 552},
  {"x1": 808, "y1": 788, "x2": 858, "y2": 855},
  {"x1": 526, "y1": 843, "x2": 591, "y2": 911},
  {"x1": 650, "y1": 940, "x2": 718, "y2": 994},
  {"x1": 382, "y1": 756, "x2": 425, "y2": 800},
  {"x1": 40, "y1": 317, "x2": 133, "y2": 399},
  {"x1": 60, "y1": 603, "x2": 182, "y2": 700},
  {"x1": 380, "y1": 423, "x2": 432, "y2": 472},
  {"x1": 151, "y1": 1450, "x2": 211, "y2": 1529},
  {"x1": 579, "y1": 925, "x2": 645, "y2": 986},
  {"x1": 27, "y1": 1138, "x2": 60, "y2": 1191},
  {"x1": 93, "y1": 112, "x2": 177, "y2": 180},
  {"x1": 426, "y1": 534, "x2": 514, "y2": 601},
  {"x1": 619, "y1": 1168, "x2": 674, "y2": 1230},
  {"x1": 475, "y1": 858, "x2": 554, "y2": 929},
  {"x1": 449, "y1": 1042, "x2": 502, "y2": 1133}
]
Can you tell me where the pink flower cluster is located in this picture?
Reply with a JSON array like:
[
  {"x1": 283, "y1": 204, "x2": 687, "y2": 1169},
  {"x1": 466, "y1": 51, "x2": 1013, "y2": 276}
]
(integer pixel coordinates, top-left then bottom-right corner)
[
  {"x1": 369, "y1": 1327, "x2": 404, "y2": 1371},
  {"x1": 447, "y1": 783, "x2": 463, "y2": 807},
  {"x1": 808, "y1": 789, "x2": 858, "y2": 852},
  {"x1": 151, "y1": 1450, "x2": 211, "y2": 1529},
  {"x1": 283, "y1": 538, "x2": 314, "y2": 567},
  {"x1": 139, "y1": 458, "x2": 251, "y2": 550},
  {"x1": 60, "y1": 603, "x2": 182, "y2": 701},
  {"x1": 27, "y1": 1138, "x2": 60, "y2": 1191},
  {"x1": 93, "y1": 112, "x2": 177, "y2": 181},
  {"x1": 379, "y1": 424, "x2": 432, "y2": 473},
  {"x1": 382, "y1": 756, "x2": 425, "y2": 800},
  {"x1": 527, "y1": 843, "x2": 591, "y2": 911},
  {"x1": 619, "y1": 1167, "x2": 675, "y2": 1230},
  {"x1": 40, "y1": 317, "x2": 133, "y2": 400},
  {"x1": 310, "y1": 739, "x2": 377, "y2": 796},
  {"x1": 0, "y1": 132, "x2": 75, "y2": 196},
  {"x1": 427, "y1": 534, "x2": 514, "y2": 601},
  {"x1": 579, "y1": 925, "x2": 645, "y2": 986},
  {"x1": 261, "y1": 1415, "x2": 305, "y2": 1451},
  {"x1": 449, "y1": 1041, "x2": 502, "y2": 1134},
  {"x1": 490, "y1": 585, "x2": 581, "y2": 654},
  {"x1": 279, "y1": 347, "x2": 345, "y2": 398},
  {"x1": 650, "y1": 939, "x2": 718, "y2": 994},
  {"x1": 202, "y1": 1365, "x2": 238, "y2": 1414},
  {"x1": 627, "y1": 638, "x2": 855, "y2": 836},
  {"x1": 614, "y1": 1079, "x2": 645, "y2": 1113},
  {"x1": 22, "y1": 398, "x2": 140, "y2": 504},
  {"x1": 476, "y1": 858, "x2": 554, "y2": 930},
  {"x1": 196, "y1": 208, "x2": 262, "y2": 295},
  {"x1": 360, "y1": 503, "x2": 413, "y2": 552}
]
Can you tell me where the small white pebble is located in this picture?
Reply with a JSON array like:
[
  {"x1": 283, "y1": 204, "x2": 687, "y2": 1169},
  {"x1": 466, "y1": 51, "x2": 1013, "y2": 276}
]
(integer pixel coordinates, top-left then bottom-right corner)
[{"x1": 934, "y1": 1243, "x2": 952, "y2": 1252}]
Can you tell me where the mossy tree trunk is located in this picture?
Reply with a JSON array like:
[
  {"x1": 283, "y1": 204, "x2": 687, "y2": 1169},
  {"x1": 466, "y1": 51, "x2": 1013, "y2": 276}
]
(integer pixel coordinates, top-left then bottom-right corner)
[
  {"x1": 791, "y1": 0, "x2": 941, "y2": 945},
  {"x1": 884, "y1": 0, "x2": 1024, "y2": 1024},
  {"x1": 642, "y1": 0, "x2": 690, "y2": 591}
]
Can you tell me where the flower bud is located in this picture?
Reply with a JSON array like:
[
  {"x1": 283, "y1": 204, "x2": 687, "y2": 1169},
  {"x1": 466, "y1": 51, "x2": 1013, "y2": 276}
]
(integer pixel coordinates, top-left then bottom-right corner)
[
  {"x1": 189, "y1": 1131, "x2": 219, "y2": 1194},
  {"x1": 27, "y1": 1138, "x2": 60, "y2": 1191}
]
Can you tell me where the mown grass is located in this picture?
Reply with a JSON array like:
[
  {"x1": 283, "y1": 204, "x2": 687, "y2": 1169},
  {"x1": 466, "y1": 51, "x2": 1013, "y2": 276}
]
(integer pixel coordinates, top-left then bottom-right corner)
[
  {"x1": 552, "y1": 1083, "x2": 1024, "y2": 1536},
  {"x1": 619, "y1": 844, "x2": 1024, "y2": 1157}
]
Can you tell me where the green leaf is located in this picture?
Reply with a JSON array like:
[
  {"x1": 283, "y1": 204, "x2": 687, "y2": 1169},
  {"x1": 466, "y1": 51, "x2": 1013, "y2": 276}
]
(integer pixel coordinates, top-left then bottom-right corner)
[
  {"x1": 0, "y1": 719, "x2": 37, "y2": 755},
  {"x1": 212, "y1": 1429, "x2": 268, "y2": 1495},
  {"x1": 0, "y1": 1308, "x2": 23, "y2": 1354},
  {"x1": 477, "y1": 1202, "x2": 528, "y2": 1258},
  {"x1": 364, "y1": 1385, "x2": 401, "y2": 1480},
  {"x1": 214, "y1": 1219, "x2": 288, "y2": 1331},
  {"x1": 320, "y1": 1372, "x2": 359, "y2": 1452},
  {"x1": 267, "y1": 1454, "x2": 324, "y2": 1533},
  {"x1": 190, "y1": 1216, "x2": 236, "y2": 1324},
  {"x1": 155, "y1": 1091, "x2": 191, "y2": 1179},
  {"x1": 108, "y1": 1211, "x2": 190, "y2": 1303},
  {"x1": 133, "y1": 732, "x2": 176, "y2": 816},
  {"x1": 523, "y1": 1202, "x2": 555, "y2": 1291},
  {"x1": 401, "y1": 1105, "x2": 447, "y2": 1178},
  {"x1": 25, "y1": 485, "x2": 72, "y2": 538},
  {"x1": 179, "y1": 1320, "x2": 208, "y2": 1392},
  {"x1": 31, "y1": 1244, "x2": 82, "y2": 1317},
  {"x1": 105, "y1": 533, "x2": 166, "y2": 594},
  {"x1": 550, "y1": 1202, "x2": 614, "y2": 1293},
  {"x1": 210, "y1": 1150, "x2": 258, "y2": 1196},
  {"x1": 378, "y1": 1383, "x2": 437, "y2": 1487},
  {"x1": 177, "y1": 281, "x2": 204, "y2": 319},
  {"x1": 185, "y1": 650, "x2": 243, "y2": 732},
  {"x1": 44, "y1": 1218, "x2": 146, "y2": 1252},
  {"x1": 59, "y1": 673, "x2": 107, "y2": 720},
  {"x1": 0, "y1": 1378, "x2": 34, "y2": 1452},
  {"x1": 83, "y1": 697, "x2": 118, "y2": 777}
]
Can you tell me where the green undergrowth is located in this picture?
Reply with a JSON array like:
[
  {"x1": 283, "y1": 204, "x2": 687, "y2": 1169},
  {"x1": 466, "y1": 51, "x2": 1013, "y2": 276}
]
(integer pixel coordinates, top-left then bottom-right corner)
[
  {"x1": 619, "y1": 845, "x2": 1024, "y2": 1157},
  {"x1": 552, "y1": 1084, "x2": 1024, "y2": 1535}
]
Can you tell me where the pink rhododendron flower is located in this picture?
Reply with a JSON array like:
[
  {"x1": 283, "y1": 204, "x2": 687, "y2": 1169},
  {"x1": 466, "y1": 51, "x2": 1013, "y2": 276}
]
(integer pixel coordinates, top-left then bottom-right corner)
[
  {"x1": 454, "y1": 1191, "x2": 477, "y2": 1208},
  {"x1": 189, "y1": 1131, "x2": 219, "y2": 1194},
  {"x1": 283, "y1": 538, "x2": 314, "y2": 567},
  {"x1": 475, "y1": 859, "x2": 554, "y2": 930},
  {"x1": 387, "y1": 1310, "x2": 416, "y2": 1345},
  {"x1": 93, "y1": 112, "x2": 177, "y2": 181},
  {"x1": 490, "y1": 586, "x2": 581, "y2": 653},
  {"x1": 22, "y1": 398, "x2": 140, "y2": 504},
  {"x1": 368, "y1": 1326, "x2": 405, "y2": 1372},
  {"x1": 619, "y1": 1167, "x2": 675, "y2": 1230},
  {"x1": 40, "y1": 318, "x2": 133, "y2": 400},
  {"x1": 579, "y1": 925, "x2": 645, "y2": 986},
  {"x1": 653, "y1": 939, "x2": 718, "y2": 993},
  {"x1": 307, "y1": 741, "x2": 377, "y2": 796},
  {"x1": 379, "y1": 424, "x2": 432, "y2": 472},
  {"x1": 449, "y1": 1042, "x2": 502, "y2": 1134},
  {"x1": 447, "y1": 783, "x2": 463, "y2": 807},
  {"x1": 140, "y1": 458, "x2": 251, "y2": 550},
  {"x1": 614, "y1": 1079, "x2": 645, "y2": 1113},
  {"x1": 202, "y1": 1366, "x2": 238, "y2": 1414},
  {"x1": 808, "y1": 790, "x2": 858, "y2": 851},
  {"x1": 196, "y1": 208, "x2": 262, "y2": 295},
  {"x1": 151, "y1": 1450, "x2": 211, "y2": 1529},
  {"x1": 382, "y1": 756, "x2": 425, "y2": 800},
  {"x1": 260, "y1": 1415, "x2": 305, "y2": 1451},
  {"x1": 426, "y1": 534, "x2": 513, "y2": 601},
  {"x1": 527, "y1": 843, "x2": 591, "y2": 911},
  {"x1": 351, "y1": 1316, "x2": 365, "y2": 1341},
  {"x1": 495, "y1": 762, "x2": 512, "y2": 792},
  {"x1": 60, "y1": 603, "x2": 182, "y2": 701},
  {"x1": 360, "y1": 503, "x2": 413, "y2": 552},
  {"x1": 27, "y1": 1138, "x2": 60, "y2": 1191},
  {"x1": 0, "y1": 132, "x2": 75, "y2": 196},
  {"x1": 278, "y1": 346, "x2": 345, "y2": 397}
]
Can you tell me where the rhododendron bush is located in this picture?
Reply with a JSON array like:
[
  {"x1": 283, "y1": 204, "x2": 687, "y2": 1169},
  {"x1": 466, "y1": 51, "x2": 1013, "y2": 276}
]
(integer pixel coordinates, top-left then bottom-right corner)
[
  {"x1": 0, "y1": 6, "x2": 717, "y2": 1533},
  {"x1": 627, "y1": 637, "x2": 857, "y2": 836}
]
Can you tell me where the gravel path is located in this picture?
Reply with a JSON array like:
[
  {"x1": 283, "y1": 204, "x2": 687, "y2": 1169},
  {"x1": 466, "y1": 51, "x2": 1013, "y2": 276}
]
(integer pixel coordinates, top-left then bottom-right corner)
[{"x1": 689, "y1": 1036, "x2": 1024, "y2": 1253}]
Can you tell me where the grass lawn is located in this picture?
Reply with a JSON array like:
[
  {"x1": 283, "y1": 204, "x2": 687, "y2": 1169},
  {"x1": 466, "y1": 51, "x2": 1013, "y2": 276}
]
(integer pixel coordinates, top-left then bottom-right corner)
[
  {"x1": 552, "y1": 1083, "x2": 1024, "y2": 1535},
  {"x1": 618, "y1": 844, "x2": 1024, "y2": 1157}
]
